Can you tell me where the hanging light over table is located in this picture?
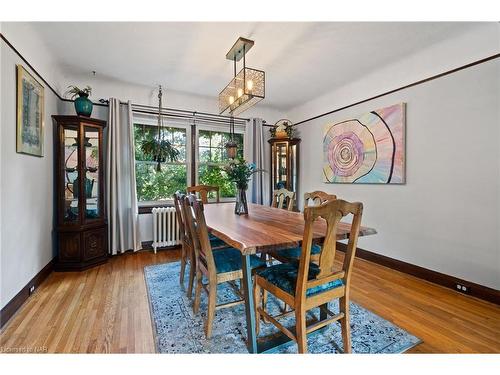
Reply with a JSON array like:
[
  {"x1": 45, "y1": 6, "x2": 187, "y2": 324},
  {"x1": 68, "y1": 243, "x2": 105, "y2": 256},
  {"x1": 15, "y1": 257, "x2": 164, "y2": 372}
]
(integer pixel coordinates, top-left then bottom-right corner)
[{"x1": 218, "y1": 37, "x2": 265, "y2": 116}]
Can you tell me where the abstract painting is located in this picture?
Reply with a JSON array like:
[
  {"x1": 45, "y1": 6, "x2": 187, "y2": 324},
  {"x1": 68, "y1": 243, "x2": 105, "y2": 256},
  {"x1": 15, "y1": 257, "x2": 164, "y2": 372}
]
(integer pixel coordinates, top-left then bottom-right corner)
[
  {"x1": 16, "y1": 64, "x2": 44, "y2": 157},
  {"x1": 323, "y1": 103, "x2": 405, "y2": 184}
]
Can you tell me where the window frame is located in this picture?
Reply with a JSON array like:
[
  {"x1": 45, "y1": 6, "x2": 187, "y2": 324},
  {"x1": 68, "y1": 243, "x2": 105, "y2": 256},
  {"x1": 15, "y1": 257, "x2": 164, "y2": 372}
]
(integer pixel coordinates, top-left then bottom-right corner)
[
  {"x1": 133, "y1": 113, "x2": 247, "y2": 207},
  {"x1": 133, "y1": 113, "x2": 192, "y2": 207},
  {"x1": 195, "y1": 123, "x2": 246, "y2": 202}
]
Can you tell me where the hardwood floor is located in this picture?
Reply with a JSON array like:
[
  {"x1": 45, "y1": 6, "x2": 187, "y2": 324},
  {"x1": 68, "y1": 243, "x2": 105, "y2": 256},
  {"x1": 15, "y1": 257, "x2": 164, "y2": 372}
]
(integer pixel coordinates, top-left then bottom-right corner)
[{"x1": 1, "y1": 249, "x2": 499, "y2": 353}]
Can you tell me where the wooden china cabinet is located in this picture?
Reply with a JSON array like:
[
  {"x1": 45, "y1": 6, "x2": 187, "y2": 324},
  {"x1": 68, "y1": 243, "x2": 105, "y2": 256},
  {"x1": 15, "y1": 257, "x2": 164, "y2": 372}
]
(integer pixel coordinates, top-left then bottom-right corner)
[
  {"x1": 52, "y1": 115, "x2": 108, "y2": 271},
  {"x1": 268, "y1": 137, "x2": 300, "y2": 209}
]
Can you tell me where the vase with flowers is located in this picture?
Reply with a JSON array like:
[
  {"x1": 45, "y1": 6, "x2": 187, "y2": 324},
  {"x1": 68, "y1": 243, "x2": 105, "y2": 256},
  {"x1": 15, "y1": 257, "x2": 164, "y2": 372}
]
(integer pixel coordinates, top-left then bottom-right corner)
[{"x1": 223, "y1": 158, "x2": 264, "y2": 215}]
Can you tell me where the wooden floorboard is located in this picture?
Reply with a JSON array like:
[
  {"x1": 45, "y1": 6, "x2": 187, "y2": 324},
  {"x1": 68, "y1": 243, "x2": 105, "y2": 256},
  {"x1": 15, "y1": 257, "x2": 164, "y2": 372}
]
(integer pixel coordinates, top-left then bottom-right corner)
[{"x1": 1, "y1": 249, "x2": 499, "y2": 353}]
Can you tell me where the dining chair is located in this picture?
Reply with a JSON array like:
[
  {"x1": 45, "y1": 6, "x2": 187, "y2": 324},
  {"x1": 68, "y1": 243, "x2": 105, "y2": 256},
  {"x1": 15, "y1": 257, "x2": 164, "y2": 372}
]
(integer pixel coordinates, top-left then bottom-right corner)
[
  {"x1": 174, "y1": 192, "x2": 228, "y2": 298},
  {"x1": 183, "y1": 194, "x2": 267, "y2": 338},
  {"x1": 254, "y1": 198, "x2": 363, "y2": 353},
  {"x1": 269, "y1": 191, "x2": 337, "y2": 265},
  {"x1": 271, "y1": 188, "x2": 296, "y2": 211},
  {"x1": 186, "y1": 185, "x2": 220, "y2": 204},
  {"x1": 173, "y1": 192, "x2": 195, "y2": 297}
]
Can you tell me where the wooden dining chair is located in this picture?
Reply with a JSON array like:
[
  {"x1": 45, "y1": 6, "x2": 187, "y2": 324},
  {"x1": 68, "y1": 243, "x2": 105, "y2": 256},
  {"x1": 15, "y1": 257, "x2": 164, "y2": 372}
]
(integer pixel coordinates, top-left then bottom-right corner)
[
  {"x1": 269, "y1": 191, "x2": 337, "y2": 265},
  {"x1": 183, "y1": 194, "x2": 267, "y2": 338},
  {"x1": 254, "y1": 199, "x2": 363, "y2": 353},
  {"x1": 186, "y1": 185, "x2": 220, "y2": 204},
  {"x1": 175, "y1": 192, "x2": 228, "y2": 298},
  {"x1": 173, "y1": 191, "x2": 196, "y2": 298},
  {"x1": 271, "y1": 188, "x2": 296, "y2": 211}
]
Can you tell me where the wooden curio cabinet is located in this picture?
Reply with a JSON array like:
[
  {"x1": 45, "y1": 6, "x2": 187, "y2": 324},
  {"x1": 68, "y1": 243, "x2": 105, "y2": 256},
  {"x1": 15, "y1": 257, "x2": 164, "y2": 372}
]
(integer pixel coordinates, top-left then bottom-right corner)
[
  {"x1": 268, "y1": 137, "x2": 301, "y2": 208},
  {"x1": 52, "y1": 116, "x2": 108, "y2": 271}
]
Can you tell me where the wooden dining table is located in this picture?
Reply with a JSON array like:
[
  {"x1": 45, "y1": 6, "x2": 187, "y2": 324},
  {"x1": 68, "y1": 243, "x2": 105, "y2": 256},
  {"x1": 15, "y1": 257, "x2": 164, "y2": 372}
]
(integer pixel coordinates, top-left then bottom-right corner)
[{"x1": 203, "y1": 202, "x2": 377, "y2": 353}]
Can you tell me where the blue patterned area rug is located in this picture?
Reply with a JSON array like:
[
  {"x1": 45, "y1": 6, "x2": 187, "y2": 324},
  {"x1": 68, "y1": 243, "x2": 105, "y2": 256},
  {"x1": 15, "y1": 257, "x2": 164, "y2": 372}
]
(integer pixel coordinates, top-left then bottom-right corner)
[{"x1": 144, "y1": 262, "x2": 421, "y2": 354}]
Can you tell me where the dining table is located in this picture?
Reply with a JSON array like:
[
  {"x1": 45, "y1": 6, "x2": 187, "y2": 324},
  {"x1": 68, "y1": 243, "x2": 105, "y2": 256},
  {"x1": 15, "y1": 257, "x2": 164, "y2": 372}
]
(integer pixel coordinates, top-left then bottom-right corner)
[{"x1": 203, "y1": 202, "x2": 377, "y2": 353}]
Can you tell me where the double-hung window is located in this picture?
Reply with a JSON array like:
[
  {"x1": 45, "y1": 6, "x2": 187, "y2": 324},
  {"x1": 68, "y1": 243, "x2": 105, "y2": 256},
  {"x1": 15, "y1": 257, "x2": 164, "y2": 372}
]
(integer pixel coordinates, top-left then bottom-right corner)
[
  {"x1": 133, "y1": 114, "x2": 245, "y2": 204},
  {"x1": 134, "y1": 119, "x2": 190, "y2": 204},
  {"x1": 196, "y1": 125, "x2": 244, "y2": 199}
]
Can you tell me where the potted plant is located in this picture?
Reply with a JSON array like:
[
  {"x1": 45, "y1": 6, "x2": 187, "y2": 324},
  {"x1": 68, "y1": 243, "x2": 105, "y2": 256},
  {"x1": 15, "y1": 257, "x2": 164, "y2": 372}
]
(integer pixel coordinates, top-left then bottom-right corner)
[
  {"x1": 141, "y1": 137, "x2": 180, "y2": 172},
  {"x1": 65, "y1": 85, "x2": 93, "y2": 117},
  {"x1": 222, "y1": 158, "x2": 265, "y2": 215}
]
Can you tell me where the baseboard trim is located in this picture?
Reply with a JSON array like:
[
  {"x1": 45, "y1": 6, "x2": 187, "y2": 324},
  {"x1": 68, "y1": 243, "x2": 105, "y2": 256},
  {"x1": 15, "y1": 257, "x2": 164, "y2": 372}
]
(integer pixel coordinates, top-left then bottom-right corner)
[
  {"x1": 0, "y1": 258, "x2": 55, "y2": 328},
  {"x1": 337, "y1": 243, "x2": 500, "y2": 305}
]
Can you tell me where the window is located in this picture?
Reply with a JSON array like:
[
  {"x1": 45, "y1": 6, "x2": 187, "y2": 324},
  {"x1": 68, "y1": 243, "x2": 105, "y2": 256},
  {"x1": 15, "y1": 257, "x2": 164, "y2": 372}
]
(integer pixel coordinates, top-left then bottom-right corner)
[
  {"x1": 197, "y1": 129, "x2": 244, "y2": 198},
  {"x1": 134, "y1": 124, "x2": 188, "y2": 202},
  {"x1": 133, "y1": 117, "x2": 245, "y2": 204}
]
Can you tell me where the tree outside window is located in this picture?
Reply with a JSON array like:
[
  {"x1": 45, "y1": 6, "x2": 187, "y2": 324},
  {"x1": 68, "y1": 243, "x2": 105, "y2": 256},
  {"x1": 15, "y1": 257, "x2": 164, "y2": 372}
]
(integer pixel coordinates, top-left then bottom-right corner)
[
  {"x1": 198, "y1": 129, "x2": 244, "y2": 198},
  {"x1": 134, "y1": 124, "x2": 187, "y2": 202}
]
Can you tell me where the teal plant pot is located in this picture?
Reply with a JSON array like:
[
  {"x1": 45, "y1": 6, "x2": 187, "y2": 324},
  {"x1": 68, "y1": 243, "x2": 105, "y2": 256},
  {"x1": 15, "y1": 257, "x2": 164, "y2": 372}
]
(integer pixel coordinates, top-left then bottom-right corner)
[{"x1": 74, "y1": 94, "x2": 93, "y2": 117}]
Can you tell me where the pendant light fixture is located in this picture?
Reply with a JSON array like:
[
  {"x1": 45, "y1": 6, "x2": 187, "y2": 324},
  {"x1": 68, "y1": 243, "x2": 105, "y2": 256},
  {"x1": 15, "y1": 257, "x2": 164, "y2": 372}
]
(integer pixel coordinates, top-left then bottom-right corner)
[{"x1": 218, "y1": 37, "x2": 265, "y2": 116}]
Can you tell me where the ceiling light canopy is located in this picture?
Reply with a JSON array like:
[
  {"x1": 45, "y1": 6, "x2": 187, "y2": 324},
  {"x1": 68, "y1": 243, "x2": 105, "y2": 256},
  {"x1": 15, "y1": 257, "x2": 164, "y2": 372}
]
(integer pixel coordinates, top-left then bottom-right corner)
[{"x1": 218, "y1": 37, "x2": 265, "y2": 116}]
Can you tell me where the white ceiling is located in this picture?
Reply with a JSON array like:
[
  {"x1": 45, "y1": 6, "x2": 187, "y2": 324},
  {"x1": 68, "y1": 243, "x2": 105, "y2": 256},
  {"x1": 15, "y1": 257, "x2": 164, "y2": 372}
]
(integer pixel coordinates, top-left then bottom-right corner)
[{"x1": 31, "y1": 22, "x2": 484, "y2": 110}]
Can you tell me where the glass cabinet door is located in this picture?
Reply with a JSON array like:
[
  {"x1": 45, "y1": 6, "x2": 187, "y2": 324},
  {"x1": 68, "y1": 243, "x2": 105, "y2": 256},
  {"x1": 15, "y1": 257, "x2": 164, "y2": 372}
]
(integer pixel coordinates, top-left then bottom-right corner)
[
  {"x1": 274, "y1": 142, "x2": 288, "y2": 189},
  {"x1": 83, "y1": 125, "x2": 101, "y2": 221},
  {"x1": 63, "y1": 127, "x2": 80, "y2": 223}
]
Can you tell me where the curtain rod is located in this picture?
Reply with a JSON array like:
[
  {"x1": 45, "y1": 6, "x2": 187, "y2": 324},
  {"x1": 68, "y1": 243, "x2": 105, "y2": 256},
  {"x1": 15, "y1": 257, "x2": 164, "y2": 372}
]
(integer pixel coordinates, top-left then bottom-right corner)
[
  {"x1": 293, "y1": 52, "x2": 500, "y2": 127},
  {"x1": 132, "y1": 108, "x2": 248, "y2": 125}
]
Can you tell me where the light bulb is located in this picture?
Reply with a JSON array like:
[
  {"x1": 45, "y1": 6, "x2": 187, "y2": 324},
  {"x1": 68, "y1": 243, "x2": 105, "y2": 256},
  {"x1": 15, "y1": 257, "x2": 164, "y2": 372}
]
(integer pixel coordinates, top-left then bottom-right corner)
[
  {"x1": 246, "y1": 80, "x2": 253, "y2": 92},
  {"x1": 237, "y1": 88, "x2": 243, "y2": 98},
  {"x1": 229, "y1": 96, "x2": 235, "y2": 104}
]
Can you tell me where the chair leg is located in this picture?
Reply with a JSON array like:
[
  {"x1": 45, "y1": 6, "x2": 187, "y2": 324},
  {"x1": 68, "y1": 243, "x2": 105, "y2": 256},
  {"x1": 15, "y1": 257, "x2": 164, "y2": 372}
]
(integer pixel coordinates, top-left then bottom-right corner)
[
  {"x1": 254, "y1": 281, "x2": 261, "y2": 335},
  {"x1": 205, "y1": 281, "x2": 217, "y2": 339},
  {"x1": 262, "y1": 289, "x2": 270, "y2": 323},
  {"x1": 193, "y1": 270, "x2": 202, "y2": 314},
  {"x1": 179, "y1": 244, "x2": 186, "y2": 285},
  {"x1": 187, "y1": 250, "x2": 196, "y2": 298},
  {"x1": 295, "y1": 307, "x2": 308, "y2": 354},
  {"x1": 340, "y1": 296, "x2": 352, "y2": 353}
]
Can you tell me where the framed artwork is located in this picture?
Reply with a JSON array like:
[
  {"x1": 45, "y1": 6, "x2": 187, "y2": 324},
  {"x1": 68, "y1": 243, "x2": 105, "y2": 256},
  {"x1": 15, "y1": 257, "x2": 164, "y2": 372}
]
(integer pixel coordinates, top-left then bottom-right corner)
[
  {"x1": 16, "y1": 64, "x2": 45, "y2": 157},
  {"x1": 323, "y1": 103, "x2": 406, "y2": 184}
]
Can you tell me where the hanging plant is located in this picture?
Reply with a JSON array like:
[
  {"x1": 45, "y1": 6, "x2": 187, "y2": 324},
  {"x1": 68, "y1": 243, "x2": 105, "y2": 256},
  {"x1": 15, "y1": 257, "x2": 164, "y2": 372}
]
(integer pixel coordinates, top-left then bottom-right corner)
[
  {"x1": 141, "y1": 138, "x2": 179, "y2": 172},
  {"x1": 139, "y1": 85, "x2": 179, "y2": 171}
]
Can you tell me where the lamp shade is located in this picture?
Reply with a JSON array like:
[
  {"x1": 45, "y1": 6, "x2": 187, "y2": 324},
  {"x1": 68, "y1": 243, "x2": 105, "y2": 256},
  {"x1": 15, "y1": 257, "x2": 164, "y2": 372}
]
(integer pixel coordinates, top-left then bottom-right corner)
[{"x1": 219, "y1": 67, "x2": 265, "y2": 116}]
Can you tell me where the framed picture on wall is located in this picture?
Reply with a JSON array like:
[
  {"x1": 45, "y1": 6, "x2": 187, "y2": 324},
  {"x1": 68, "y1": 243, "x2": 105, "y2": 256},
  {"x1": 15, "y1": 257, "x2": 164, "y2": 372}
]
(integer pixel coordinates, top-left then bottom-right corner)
[
  {"x1": 323, "y1": 102, "x2": 406, "y2": 184},
  {"x1": 16, "y1": 64, "x2": 45, "y2": 157}
]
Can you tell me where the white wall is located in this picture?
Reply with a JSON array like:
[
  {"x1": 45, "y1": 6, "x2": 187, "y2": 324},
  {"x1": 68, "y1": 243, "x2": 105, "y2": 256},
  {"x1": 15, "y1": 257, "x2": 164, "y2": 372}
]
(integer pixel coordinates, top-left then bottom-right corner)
[
  {"x1": 289, "y1": 58, "x2": 500, "y2": 289},
  {"x1": 0, "y1": 38, "x2": 58, "y2": 309}
]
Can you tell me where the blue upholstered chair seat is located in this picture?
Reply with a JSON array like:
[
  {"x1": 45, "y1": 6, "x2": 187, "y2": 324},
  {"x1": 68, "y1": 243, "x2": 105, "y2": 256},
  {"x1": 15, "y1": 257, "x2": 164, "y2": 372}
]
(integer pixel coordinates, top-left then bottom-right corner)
[
  {"x1": 256, "y1": 262, "x2": 343, "y2": 297},
  {"x1": 274, "y1": 244, "x2": 322, "y2": 261},
  {"x1": 213, "y1": 248, "x2": 267, "y2": 274}
]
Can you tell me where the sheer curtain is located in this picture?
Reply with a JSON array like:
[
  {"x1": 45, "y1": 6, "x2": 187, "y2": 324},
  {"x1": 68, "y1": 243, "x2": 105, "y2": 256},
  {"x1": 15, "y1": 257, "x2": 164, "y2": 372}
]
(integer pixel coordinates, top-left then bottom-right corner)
[
  {"x1": 244, "y1": 118, "x2": 270, "y2": 205},
  {"x1": 106, "y1": 98, "x2": 140, "y2": 254}
]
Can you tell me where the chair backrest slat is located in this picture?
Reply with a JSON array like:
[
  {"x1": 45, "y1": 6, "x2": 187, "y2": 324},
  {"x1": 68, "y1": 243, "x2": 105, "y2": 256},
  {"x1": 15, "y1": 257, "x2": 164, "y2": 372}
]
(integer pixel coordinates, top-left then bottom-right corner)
[
  {"x1": 187, "y1": 185, "x2": 220, "y2": 204},
  {"x1": 182, "y1": 194, "x2": 216, "y2": 275},
  {"x1": 303, "y1": 191, "x2": 337, "y2": 208},
  {"x1": 272, "y1": 188, "x2": 296, "y2": 211},
  {"x1": 295, "y1": 199, "x2": 363, "y2": 299},
  {"x1": 173, "y1": 191, "x2": 187, "y2": 242}
]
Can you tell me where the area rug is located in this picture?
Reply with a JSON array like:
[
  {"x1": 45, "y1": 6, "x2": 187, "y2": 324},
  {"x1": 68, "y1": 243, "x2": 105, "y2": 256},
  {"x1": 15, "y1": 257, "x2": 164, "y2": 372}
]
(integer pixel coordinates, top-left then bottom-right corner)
[{"x1": 144, "y1": 261, "x2": 421, "y2": 354}]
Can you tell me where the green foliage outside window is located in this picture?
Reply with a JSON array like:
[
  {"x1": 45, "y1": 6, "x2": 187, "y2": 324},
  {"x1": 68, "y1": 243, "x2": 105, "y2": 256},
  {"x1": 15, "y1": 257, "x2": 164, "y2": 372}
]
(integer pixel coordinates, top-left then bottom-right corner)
[
  {"x1": 134, "y1": 124, "x2": 187, "y2": 201},
  {"x1": 133, "y1": 125, "x2": 244, "y2": 201},
  {"x1": 198, "y1": 130, "x2": 244, "y2": 198}
]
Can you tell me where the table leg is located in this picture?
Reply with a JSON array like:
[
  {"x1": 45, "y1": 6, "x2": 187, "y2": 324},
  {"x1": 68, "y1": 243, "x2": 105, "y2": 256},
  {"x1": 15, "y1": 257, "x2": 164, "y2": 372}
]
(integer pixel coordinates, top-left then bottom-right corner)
[{"x1": 241, "y1": 254, "x2": 257, "y2": 353}]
